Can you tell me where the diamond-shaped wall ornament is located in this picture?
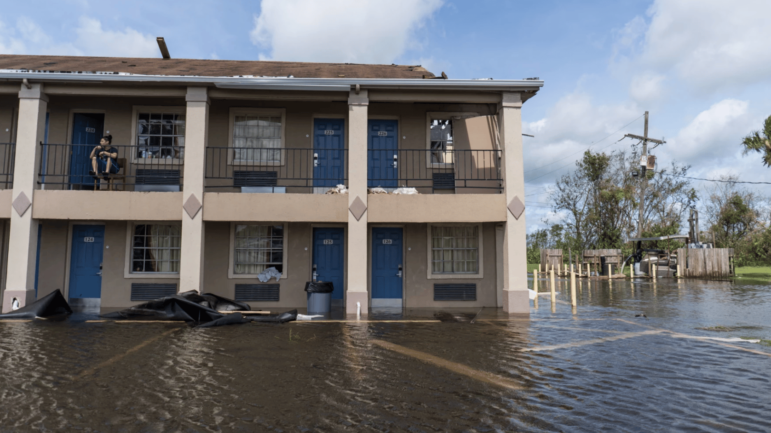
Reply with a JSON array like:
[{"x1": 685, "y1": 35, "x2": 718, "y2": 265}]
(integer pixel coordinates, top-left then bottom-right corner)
[
  {"x1": 183, "y1": 194, "x2": 202, "y2": 219},
  {"x1": 349, "y1": 196, "x2": 367, "y2": 221},
  {"x1": 508, "y1": 196, "x2": 525, "y2": 220},
  {"x1": 12, "y1": 191, "x2": 31, "y2": 217}
]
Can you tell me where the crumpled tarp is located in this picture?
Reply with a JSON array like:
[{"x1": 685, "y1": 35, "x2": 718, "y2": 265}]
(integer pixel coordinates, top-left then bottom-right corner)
[
  {"x1": 0, "y1": 289, "x2": 73, "y2": 319},
  {"x1": 102, "y1": 291, "x2": 297, "y2": 327},
  {"x1": 257, "y1": 267, "x2": 282, "y2": 283}
]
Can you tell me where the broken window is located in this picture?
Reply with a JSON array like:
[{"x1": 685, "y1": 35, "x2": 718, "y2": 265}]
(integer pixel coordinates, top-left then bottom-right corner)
[
  {"x1": 430, "y1": 118, "x2": 453, "y2": 163},
  {"x1": 136, "y1": 112, "x2": 185, "y2": 159}
]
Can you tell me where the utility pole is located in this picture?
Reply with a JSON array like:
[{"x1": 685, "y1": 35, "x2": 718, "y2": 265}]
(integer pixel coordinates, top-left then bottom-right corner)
[{"x1": 624, "y1": 111, "x2": 665, "y2": 238}]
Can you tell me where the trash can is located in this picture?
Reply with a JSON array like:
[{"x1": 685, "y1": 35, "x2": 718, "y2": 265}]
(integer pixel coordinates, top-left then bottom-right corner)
[{"x1": 305, "y1": 281, "x2": 334, "y2": 314}]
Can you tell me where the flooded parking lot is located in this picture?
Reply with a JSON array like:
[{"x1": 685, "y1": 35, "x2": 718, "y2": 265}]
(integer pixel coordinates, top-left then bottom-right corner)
[{"x1": 1, "y1": 277, "x2": 769, "y2": 432}]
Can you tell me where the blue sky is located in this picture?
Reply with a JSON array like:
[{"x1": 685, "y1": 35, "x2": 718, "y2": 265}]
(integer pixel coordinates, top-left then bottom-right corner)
[{"x1": 2, "y1": 0, "x2": 770, "y2": 229}]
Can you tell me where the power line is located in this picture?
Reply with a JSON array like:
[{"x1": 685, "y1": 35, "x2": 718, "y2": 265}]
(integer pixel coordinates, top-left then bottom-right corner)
[
  {"x1": 657, "y1": 172, "x2": 771, "y2": 185},
  {"x1": 525, "y1": 135, "x2": 633, "y2": 183},
  {"x1": 523, "y1": 113, "x2": 645, "y2": 176}
]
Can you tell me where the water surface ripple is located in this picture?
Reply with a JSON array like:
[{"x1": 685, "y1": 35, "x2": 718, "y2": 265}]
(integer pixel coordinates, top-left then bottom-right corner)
[{"x1": 0, "y1": 278, "x2": 769, "y2": 432}]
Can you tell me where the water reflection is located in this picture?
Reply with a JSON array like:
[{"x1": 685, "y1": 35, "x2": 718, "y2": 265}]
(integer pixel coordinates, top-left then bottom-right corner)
[{"x1": 0, "y1": 278, "x2": 768, "y2": 431}]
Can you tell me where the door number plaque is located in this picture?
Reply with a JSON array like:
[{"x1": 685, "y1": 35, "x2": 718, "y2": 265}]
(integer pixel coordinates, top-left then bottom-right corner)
[
  {"x1": 323, "y1": 239, "x2": 334, "y2": 245},
  {"x1": 382, "y1": 239, "x2": 393, "y2": 244},
  {"x1": 84, "y1": 237, "x2": 95, "y2": 243},
  {"x1": 377, "y1": 131, "x2": 388, "y2": 136},
  {"x1": 324, "y1": 130, "x2": 335, "y2": 135}
]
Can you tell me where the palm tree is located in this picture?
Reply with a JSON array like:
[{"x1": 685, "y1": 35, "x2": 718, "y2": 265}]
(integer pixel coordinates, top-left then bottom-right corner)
[{"x1": 741, "y1": 115, "x2": 771, "y2": 167}]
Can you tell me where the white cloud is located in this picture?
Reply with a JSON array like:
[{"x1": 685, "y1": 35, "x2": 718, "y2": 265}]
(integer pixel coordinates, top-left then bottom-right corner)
[
  {"x1": 73, "y1": 17, "x2": 158, "y2": 57},
  {"x1": 250, "y1": 0, "x2": 443, "y2": 63},
  {"x1": 629, "y1": 73, "x2": 665, "y2": 104},
  {"x1": 0, "y1": 16, "x2": 157, "y2": 58},
  {"x1": 666, "y1": 99, "x2": 753, "y2": 164},
  {"x1": 522, "y1": 92, "x2": 641, "y2": 193},
  {"x1": 619, "y1": 0, "x2": 771, "y2": 94}
]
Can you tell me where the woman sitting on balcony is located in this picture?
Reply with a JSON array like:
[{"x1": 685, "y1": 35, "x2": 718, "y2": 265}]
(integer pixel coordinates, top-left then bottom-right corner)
[{"x1": 89, "y1": 135, "x2": 121, "y2": 179}]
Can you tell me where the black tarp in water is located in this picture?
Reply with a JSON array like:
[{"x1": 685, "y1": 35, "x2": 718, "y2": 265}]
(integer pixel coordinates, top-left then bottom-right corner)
[
  {"x1": 0, "y1": 289, "x2": 72, "y2": 319},
  {"x1": 177, "y1": 291, "x2": 252, "y2": 312},
  {"x1": 101, "y1": 292, "x2": 297, "y2": 327}
]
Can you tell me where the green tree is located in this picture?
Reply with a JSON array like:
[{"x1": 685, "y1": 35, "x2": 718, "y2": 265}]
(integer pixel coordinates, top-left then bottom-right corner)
[{"x1": 741, "y1": 115, "x2": 771, "y2": 167}]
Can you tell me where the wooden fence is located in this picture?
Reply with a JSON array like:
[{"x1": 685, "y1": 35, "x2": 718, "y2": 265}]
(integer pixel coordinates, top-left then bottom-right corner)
[
  {"x1": 540, "y1": 249, "x2": 563, "y2": 272},
  {"x1": 677, "y1": 248, "x2": 734, "y2": 278},
  {"x1": 583, "y1": 249, "x2": 623, "y2": 274}
]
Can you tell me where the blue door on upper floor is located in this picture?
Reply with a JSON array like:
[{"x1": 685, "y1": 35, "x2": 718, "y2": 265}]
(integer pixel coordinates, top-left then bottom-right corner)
[
  {"x1": 68, "y1": 225, "x2": 105, "y2": 299},
  {"x1": 313, "y1": 227, "x2": 345, "y2": 300},
  {"x1": 368, "y1": 119, "x2": 398, "y2": 188},
  {"x1": 372, "y1": 227, "x2": 403, "y2": 299},
  {"x1": 69, "y1": 113, "x2": 104, "y2": 187},
  {"x1": 313, "y1": 119, "x2": 345, "y2": 188}
]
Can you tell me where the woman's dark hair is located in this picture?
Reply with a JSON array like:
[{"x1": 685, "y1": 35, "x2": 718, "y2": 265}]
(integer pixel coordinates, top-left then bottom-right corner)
[{"x1": 102, "y1": 134, "x2": 112, "y2": 144}]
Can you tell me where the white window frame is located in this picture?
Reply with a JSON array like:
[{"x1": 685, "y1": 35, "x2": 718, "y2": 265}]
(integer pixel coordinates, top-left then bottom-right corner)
[
  {"x1": 130, "y1": 106, "x2": 186, "y2": 165},
  {"x1": 228, "y1": 108, "x2": 287, "y2": 167},
  {"x1": 426, "y1": 223, "x2": 484, "y2": 280},
  {"x1": 425, "y1": 112, "x2": 479, "y2": 169},
  {"x1": 228, "y1": 222, "x2": 289, "y2": 279},
  {"x1": 123, "y1": 221, "x2": 182, "y2": 279}
]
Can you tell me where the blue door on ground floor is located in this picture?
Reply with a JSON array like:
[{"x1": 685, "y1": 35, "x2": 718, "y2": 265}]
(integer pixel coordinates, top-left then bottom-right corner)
[
  {"x1": 313, "y1": 228, "x2": 345, "y2": 300},
  {"x1": 68, "y1": 225, "x2": 105, "y2": 299},
  {"x1": 372, "y1": 227, "x2": 403, "y2": 299}
]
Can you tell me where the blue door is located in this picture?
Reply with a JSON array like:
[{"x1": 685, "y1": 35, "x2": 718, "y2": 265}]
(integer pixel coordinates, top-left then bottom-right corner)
[
  {"x1": 313, "y1": 228, "x2": 345, "y2": 300},
  {"x1": 69, "y1": 225, "x2": 105, "y2": 299},
  {"x1": 69, "y1": 113, "x2": 104, "y2": 187},
  {"x1": 368, "y1": 120, "x2": 398, "y2": 188},
  {"x1": 313, "y1": 119, "x2": 345, "y2": 188},
  {"x1": 372, "y1": 228, "x2": 403, "y2": 299}
]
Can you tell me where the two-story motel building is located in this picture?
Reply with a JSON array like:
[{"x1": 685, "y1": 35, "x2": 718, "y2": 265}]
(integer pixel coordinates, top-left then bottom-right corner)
[{"x1": 0, "y1": 55, "x2": 541, "y2": 315}]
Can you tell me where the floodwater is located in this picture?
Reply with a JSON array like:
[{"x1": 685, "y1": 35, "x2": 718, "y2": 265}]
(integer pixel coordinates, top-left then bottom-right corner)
[{"x1": 1, "y1": 277, "x2": 770, "y2": 432}]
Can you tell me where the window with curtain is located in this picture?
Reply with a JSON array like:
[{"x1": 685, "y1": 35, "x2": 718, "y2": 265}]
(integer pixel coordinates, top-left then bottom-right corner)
[
  {"x1": 431, "y1": 226, "x2": 479, "y2": 274},
  {"x1": 429, "y1": 118, "x2": 454, "y2": 163},
  {"x1": 136, "y1": 113, "x2": 185, "y2": 159},
  {"x1": 233, "y1": 114, "x2": 282, "y2": 163},
  {"x1": 131, "y1": 224, "x2": 181, "y2": 273},
  {"x1": 234, "y1": 225, "x2": 284, "y2": 275}
]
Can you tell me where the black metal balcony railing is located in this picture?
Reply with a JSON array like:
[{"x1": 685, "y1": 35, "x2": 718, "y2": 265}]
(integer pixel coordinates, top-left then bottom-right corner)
[
  {"x1": 205, "y1": 147, "x2": 348, "y2": 193},
  {"x1": 367, "y1": 149, "x2": 502, "y2": 193},
  {"x1": 38, "y1": 143, "x2": 184, "y2": 191},
  {"x1": 0, "y1": 143, "x2": 15, "y2": 190}
]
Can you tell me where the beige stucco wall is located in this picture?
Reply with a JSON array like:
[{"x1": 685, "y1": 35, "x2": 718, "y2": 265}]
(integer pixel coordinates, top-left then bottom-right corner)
[
  {"x1": 203, "y1": 222, "x2": 314, "y2": 309},
  {"x1": 203, "y1": 192, "x2": 348, "y2": 222},
  {"x1": 368, "y1": 223, "x2": 498, "y2": 308},
  {"x1": 0, "y1": 190, "x2": 11, "y2": 218},
  {"x1": 33, "y1": 190, "x2": 182, "y2": 220},
  {"x1": 101, "y1": 221, "x2": 180, "y2": 308},
  {"x1": 368, "y1": 194, "x2": 506, "y2": 222},
  {"x1": 28, "y1": 219, "x2": 499, "y2": 309}
]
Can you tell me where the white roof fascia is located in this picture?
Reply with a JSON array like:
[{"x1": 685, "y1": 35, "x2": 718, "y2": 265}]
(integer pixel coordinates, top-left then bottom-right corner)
[{"x1": 0, "y1": 71, "x2": 543, "y2": 92}]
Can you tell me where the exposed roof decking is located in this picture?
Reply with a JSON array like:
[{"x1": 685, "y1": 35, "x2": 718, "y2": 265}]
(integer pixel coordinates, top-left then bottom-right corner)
[{"x1": 0, "y1": 54, "x2": 433, "y2": 79}]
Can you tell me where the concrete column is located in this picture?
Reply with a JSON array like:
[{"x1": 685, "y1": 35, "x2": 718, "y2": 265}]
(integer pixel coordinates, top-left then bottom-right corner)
[
  {"x1": 346, "y1": 90, "x2": 369, "y2": 316},
  {"x1": 500, "y1": 92, "x2": 529, "y2": 314},
  {"x1": 2, "y1": 84, "x2": 47, "y2": 312},
  {"x1": 178, "y1": 87, "x2": 208, "y2": 293}
]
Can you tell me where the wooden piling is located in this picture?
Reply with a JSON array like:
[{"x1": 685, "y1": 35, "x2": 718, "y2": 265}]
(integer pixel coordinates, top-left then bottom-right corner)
[
  {"x1": 550, "y1": 266, "x2": 556, "y2": 305},
  {"x1": 570, "y1": 271, "x2": 577, "y2": 309},
  {"x1": 533, "y1": 269, "x2": 539, "y2": 308}
]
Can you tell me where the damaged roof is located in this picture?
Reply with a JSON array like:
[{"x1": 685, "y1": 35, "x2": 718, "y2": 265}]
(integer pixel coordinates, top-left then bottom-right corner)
[{"x1": 0, "y1": 55, "x2": 435, "y2": 79}]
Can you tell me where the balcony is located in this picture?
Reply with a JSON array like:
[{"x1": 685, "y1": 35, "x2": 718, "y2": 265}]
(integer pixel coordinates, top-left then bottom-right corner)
[
  {"x1": 367, "y1": 149, "x2": 502, "y2": 194},
  {"x1": 38, "y1": 143, "x2": 184, "y2": 191},
  {"x1": 0, "y1": 142, "x2": 15, "y2": 190},
  {"x1": 205, "y1": 147, "x2": 348, "y2": 194}
]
